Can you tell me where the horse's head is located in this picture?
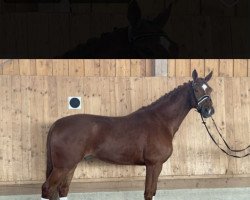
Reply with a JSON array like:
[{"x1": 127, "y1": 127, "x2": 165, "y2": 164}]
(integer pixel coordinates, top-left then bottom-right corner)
[
  {"x1": 191, "y1": 69, "x2": 215, "y2": 118},
  {"x1": 127, "y1": 0, "x2": 178, "y2": 57}
]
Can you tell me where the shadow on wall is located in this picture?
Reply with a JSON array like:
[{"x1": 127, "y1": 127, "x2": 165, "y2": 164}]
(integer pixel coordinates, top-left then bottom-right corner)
[
  {"x1": 62, "y1": 0, "x2": 179, "y2": 58},
  {"x1": 0, "y1": 0, "x2": 249, "y2": 58}
]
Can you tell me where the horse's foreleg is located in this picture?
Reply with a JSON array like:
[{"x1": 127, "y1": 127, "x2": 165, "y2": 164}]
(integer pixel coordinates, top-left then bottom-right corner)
[
  {"x1": 42, "y1": 168, "x2": 69, "y2": 200},
  {"x1": 144, "y1": 163, "x2": 163, "y2": 200},
  {"x1": 58, "y1": 166, "x2": 77, "y2": 198}
]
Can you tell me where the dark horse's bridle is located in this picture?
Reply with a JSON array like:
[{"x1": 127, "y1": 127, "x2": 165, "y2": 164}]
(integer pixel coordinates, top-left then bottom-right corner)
[
  {"x1": 192, "y1": 81, "x2": 250, "y2": 158},
  {"x1": 191, "y1": 81, "x2": 211, "y2": 112},
  {"x1": 127, "y1": 26, "x2": 172, "y2": 53}
]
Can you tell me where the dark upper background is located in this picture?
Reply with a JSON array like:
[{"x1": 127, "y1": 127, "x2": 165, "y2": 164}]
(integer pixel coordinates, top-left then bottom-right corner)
[{"x1": 0, "y1": 0, "x2": 249, "y2": 58}]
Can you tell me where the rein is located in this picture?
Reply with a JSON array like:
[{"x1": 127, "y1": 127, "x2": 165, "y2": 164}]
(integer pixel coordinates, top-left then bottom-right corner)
[{"x1": 200, "y1": 114, "x2": 250, "y2": 158}]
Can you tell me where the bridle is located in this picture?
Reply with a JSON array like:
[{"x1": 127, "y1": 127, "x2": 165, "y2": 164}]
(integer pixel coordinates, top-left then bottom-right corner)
[
  {"x1": 127, "y1": 26, "x2": 171, "y2": 51},
  {"x1": 191, "y1": 81, "x2": 211, "y2": 112}
]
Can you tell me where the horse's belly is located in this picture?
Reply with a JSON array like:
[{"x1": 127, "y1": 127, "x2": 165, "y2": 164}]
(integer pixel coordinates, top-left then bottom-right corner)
[{"x1": 93, "y1": 143, "x2": 145, "y2": 165}]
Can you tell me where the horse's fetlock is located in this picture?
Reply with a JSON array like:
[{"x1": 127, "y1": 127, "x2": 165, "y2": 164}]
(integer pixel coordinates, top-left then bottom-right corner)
[{"x1": 41, "y1": 182, "x2": 50, "y2": 198}]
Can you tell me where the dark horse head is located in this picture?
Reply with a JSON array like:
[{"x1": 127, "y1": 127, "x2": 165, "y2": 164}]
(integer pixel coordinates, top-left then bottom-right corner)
[
  {"x1": 63, "y1": 0, "x2": 178, "y2": 58},
  {"x1": 191, "y1": 69, "x2": 215, "y2": 118}
]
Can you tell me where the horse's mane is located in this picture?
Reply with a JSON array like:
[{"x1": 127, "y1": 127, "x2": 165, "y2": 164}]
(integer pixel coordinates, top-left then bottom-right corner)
[{"x1": 141, "y1": 81, "x2": 192, "y2": 111}]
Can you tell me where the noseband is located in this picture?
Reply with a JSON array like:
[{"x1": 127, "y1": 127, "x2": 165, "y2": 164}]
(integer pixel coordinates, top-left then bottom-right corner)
[
  {"x1": 192, "y1": 82, "x2": 211, "y2": 111},
  {"x1": 127, "y1": 26, "x2": 170, "y2": 49}
]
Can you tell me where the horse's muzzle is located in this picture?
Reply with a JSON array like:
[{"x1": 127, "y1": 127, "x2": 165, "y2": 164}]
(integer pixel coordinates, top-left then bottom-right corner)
[{"x1": 201, "y1": 106, "x2": 215, "y2": 118}]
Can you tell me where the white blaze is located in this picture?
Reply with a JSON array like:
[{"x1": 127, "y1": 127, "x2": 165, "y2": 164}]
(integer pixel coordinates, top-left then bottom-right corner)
[{"x1": 202, "y1": 84, "x2": 207, "y2": 91}]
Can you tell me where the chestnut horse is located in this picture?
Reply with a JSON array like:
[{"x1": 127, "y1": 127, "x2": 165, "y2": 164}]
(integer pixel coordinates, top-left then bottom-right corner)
[{"x1": 41, "y1": 70, "x2": 214, "y2": 200}]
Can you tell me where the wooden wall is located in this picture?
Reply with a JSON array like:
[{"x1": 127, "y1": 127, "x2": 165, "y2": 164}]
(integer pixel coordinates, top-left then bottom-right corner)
[
  {"x1": 167, "y1": 59, "x2": 250, "y2": 77},
  {"x1": 1, "y1": 59, "x2": 250, "y2": 77},
  {"x1": 0, "y1": 59, "x2": 154, "y2": 77},
  {"x1": 0, "y1": 75, "x2": 249, "y2": 184}
]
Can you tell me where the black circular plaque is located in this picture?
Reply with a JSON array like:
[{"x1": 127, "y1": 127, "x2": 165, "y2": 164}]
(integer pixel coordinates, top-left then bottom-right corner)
[{"x1": 69, "y1": 98, "x2": 81, "y2": 108}]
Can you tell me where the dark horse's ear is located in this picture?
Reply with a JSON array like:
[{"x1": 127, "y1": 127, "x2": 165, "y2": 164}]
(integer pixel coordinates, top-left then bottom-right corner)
[
  {"x1": 204, "y1": 71, "x2": 213, "y2": 82},
  {"x1": 153, "y1": 3, "x2": 173, "y2": 28},
  {"x1": 192, "y1": 69, "x2": 198, "y2": 81},
  {"x1": 127, "y1": 0, "x2": 141, "y2": 27}
]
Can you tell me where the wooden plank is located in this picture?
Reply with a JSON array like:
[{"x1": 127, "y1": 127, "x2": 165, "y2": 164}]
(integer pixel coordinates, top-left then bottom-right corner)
[
  {"x1": 29, "y1": 76, "x2": 42, "y2": 180},
  {"x1": 171, "y1": 0, "x2": 200, "y2": 15},
  {"x1": 155, "y1": 59, "x2": 167, "y2": 76},
  {"x1": 165, "y1": 17, "x2": 193, "y2": 57},
  {"x1": 48, "y1": 14, "x2": 70, "y2": 57},
  {"x1": 0, "y1": 76, "x2": 3, "y2": 180},
  {"x1": 203, "y1": 78, "x2": 226, "y2": 175},
  {"x1": 68, "y1": 59, "x2": 85, "y2": 76},
  {"x1": 191, "y1": 16, "x2": 213, "y2": 57},
  {"x1": 1, "y1": 76, "x2": 13, "y2": 181},
  {"x1": 2, "y1": 59, "x2": 19, "y2": 75},
  {"x1": 167, "y1": 59, "x2": 176, "y2": 77},
  {"x1": 1, "y1": 14, "x2": 16, "y2": 58},
  {"x1": 201, "y1": 0, "x2": 234, "y2": 16},
  {"x1": 84, "y1": 60, "x2": 101, "y2": 76},
  {"x1": 145, "y1": 59, "x2": 154, "y2": 77},
  {"x1": 114, "y1": 77, "x2": 131, "y2": 116},
  {"x1": 52, "y1": 59, "x2": 69, "y2": 76},
  {"x1": 109, "y1": 77, "x2": 116, "y2": 116},
  {"x1": 219, "y1": 59, "x2": 233, "y2": 77},
  {"x1": 27, "y1": 13, "x2": 49, "y2": 57},
  {"x1": 210, "y1": 17, "x2": 232, "y2": 57},
  {"x1": 190, "y1": 59, "x2": 205, "y2": 77},
  {"x1": 224, "y1": 78, "x2": 236, "y2": 175},
  {"x1": 36, "y1": 59, "x2": 53, "y2": 76},
  {"x1": 11, "y1": 76, "x2": 22, "y2": 181},
  {"x1": 235, "y1": 0, "x2": 248, "y2": 17},
  {"x1": 248, "y1": 59, "x2": 250, "y2": 77},
  {"x1": 100, "y1": 59, "x2": 116, "y2": 77},
  {"x1": 130, "y1": 59, "x2": 146, "y2": 77},
  {"x1": 21, "y1": 76, "x2": 32, "y2": 180},
  {"x1": 205, "y1": 59, "x2": 219, "y2": 76},
  {"x1": 115, "y1": 60, "x2": 130, "y2": 77},
  {"x1": 236, "y1": 78, "x2": 250, "y2": 173},
  {"x1": 19, "y1": 59, "x2": 36, "y2": 76},
  {"x1": 233, "y1": 59, "x2": 248, "y2": 77},
  {"x1": 175, "y1": 59, "x2": 191, "y2": 76},
  {"x1": 231, "y1": 18, "x2": 249, "y2": 57},
  {"x1": 69, "y1": 14, "x2": 90, "y2": 51},
  {"x1": 0, "y1": 60, "x2": 3, "y2": 74},
  {"x1": 14, "y1": 13, "x2": 28, "y2": 57}
]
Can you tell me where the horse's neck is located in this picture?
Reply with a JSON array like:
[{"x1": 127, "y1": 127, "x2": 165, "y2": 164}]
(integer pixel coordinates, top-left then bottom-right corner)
[{"x1": 149, "y1": 83, "x2": 193, "y2": 135}]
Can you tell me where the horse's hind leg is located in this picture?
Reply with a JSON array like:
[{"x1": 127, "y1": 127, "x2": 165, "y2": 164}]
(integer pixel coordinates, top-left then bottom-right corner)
[
  {"x1": 42, "y1": 168, "x2": 70, "y2": 200},
  {"x1": 58, "y1": 166, "x2": 77, "y2": 198}
]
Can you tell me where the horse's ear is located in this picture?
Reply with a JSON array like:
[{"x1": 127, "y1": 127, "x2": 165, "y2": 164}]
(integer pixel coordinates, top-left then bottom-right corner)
[
  {"x1": 153, "y1": 3, "x2": 173, "y2": 28},
  {"x1": 127, "y1": 0, "x2": 141, "y2": 27},
  {"x1": 205, "y1": 71, "x2": 213, "y2": 82},
  {"x1": 192, "y1": 69, "x2": 198, "y2": 81}
]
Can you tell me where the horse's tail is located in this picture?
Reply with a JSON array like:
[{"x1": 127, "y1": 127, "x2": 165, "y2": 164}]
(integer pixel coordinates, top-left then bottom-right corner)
[{"x1": 46, "y1": 123, "x2": 55, "y2": 178}]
